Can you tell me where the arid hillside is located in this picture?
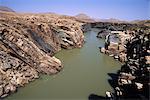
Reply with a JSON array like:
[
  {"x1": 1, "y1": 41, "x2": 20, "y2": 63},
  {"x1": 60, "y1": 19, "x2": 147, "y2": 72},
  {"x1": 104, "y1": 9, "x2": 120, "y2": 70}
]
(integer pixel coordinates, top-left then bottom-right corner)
[{"x1": 0, "y1": 6, "x2": 15, "y2": 12}]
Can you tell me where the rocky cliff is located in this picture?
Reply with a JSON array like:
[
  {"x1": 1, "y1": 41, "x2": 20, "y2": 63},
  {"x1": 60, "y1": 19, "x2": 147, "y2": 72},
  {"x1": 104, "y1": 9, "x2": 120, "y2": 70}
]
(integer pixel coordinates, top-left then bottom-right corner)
[
  {"x1": 85, "y1": 21, "x2": 149, "y2": 63},
  {"x1": 104, "y1": 31, "x2": 150, "y2": 99},
  {"x1": 87, "y1": 21, "x2": 150, "y2": 99},
  {"x1": 85, "y1": 21, "x2": 150, "y2": 100},
  {"x1": 0, "y1": 11, "x2": 84, "y2": 98}
]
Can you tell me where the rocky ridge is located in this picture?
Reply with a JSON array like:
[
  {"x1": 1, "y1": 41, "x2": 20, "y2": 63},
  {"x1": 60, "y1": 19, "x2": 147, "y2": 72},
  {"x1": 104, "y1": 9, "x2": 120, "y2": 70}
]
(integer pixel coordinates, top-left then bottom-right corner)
[
  {"x1": 0, "y1": 6, "x2": 15, "y2": 12},
  {"x1": 87, "y1": 21, "x2": 150, "y2": 99},
  {"x1": 84, "y1": 21, "x2": 149, "y2": 63},
  {"x1": 75, "y1": 13, "x2": 95, "y2": 23},
  {"x1": 0, "y1": 11, "x2": 84, "y2": 98},
  {"x1": 105, "y1": 31, "x2": 150, "y2": 99}
]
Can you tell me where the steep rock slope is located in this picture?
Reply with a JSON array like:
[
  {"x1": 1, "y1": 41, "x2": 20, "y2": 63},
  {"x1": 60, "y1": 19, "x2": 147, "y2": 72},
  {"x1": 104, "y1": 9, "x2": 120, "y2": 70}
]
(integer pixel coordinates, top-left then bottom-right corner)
[
  {"x1": 83, "y1": 21, "x2": 150, "y2": 99},
  {"x1": 0, "y1": 12, "x2": 84, "y2": 98}
]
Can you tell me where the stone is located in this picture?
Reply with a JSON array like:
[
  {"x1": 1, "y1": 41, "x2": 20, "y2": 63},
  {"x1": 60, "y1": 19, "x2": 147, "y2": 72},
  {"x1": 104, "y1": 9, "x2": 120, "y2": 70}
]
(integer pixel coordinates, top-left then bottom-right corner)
[
  {"x1": 1, "y1": 93, "x2": 8, "y2": 98},
  {"x1": 97, "y1": 30, "x2": 109, "y2": 38},
  {"x1": 135, "y1": 82, "x2": 143, "y2": 90},
  {"x1": 106, "y1": 91, "x2": 112, "y2": 98},
  {"x1": 114, "y1": 55, "x2": 119, "y2": 59},
  {"x1": 115, "y1": 87, "x2": 123, "y2": 96},
  {"x1": 119, "y1": 53, "x2": 127, "y2": 62},
  {"x1": 94, "y1": 20, "x2": 150, "y2": 99},
  {"x1": 119, "y1": 79, "x2": 132, "y2": 85},
  {"x1": 118, "y1": 45, "x2": 126, "y2": 52},
  {"x1": 145, "y1": 56, "x2": 150, "y2": 64},
  {"x1": 100, "y1": 47, "x2": 106, "y2": 53},
  {"x1": 0, "y1": 11, "x2": 85, "y2": 98},
  {"x1": 0, "y1": 85, "x2": 3, "y2": 96}
]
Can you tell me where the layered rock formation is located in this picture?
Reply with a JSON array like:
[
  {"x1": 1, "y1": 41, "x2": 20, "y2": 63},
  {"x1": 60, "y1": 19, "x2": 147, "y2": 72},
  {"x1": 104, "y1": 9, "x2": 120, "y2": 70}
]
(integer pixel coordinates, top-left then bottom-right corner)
[
  {"x1": 90, "y1": 21, "x2": 150, "y2": 99},
  {"x1": 106, "y1": 32, "x2": 150, "y2": 99},
  {"x1": 0, "y1": 11, "x2": 84, "y2": 98},
  {"x1": 99, "y1": 30, "x2": 133, "y2": 62},
  {"x1": 91, "y1": 21, "x2": 149, "y2": 62},
  {"x1": 87, "y1": 21, "x2": 149, "y2": 100}
]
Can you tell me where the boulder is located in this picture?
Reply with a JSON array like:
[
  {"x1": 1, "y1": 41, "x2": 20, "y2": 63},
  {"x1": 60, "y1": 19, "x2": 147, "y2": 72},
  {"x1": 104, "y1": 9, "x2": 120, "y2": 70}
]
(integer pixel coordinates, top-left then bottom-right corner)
[
  {"x1": 1, "y1": 93, "x2": 8, "y2": 98},
  {"x1": 119, "y1": 53, "x2": 127, "y2": 62},
  {"x1": 135, "y1": 82, "x2": 143, "y2": 90},
  {"x1": 145, "y1": 56, "x2": 150, "y2": 64},
  {"x1": 100, "y1": 47, "x2": 106, "y2": 53}
]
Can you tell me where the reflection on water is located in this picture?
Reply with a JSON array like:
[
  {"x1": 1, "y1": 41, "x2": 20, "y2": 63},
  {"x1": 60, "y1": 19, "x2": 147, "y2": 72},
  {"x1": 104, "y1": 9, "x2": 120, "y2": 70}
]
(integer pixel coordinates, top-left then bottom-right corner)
[{"x1": 6, "y1": 29, "x2": 121, "y2": 100}]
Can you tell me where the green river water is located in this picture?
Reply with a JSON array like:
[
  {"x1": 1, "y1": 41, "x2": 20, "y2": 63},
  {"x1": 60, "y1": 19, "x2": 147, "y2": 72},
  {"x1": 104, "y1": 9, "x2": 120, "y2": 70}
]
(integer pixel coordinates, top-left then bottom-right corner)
[{"x1": 6, "y1": 29, "x2": 121, "y2": 100}]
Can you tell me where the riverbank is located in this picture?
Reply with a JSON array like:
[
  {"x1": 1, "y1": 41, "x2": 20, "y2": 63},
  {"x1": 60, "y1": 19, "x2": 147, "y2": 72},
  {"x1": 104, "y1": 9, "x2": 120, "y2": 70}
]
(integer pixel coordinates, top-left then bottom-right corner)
[
  {"x1": 92, "y1": 21, "x2": 150, "y2": 99},
  {"x1": 0, "y1": 11, "x2": 84, "y2": 98},
  {"x1": 105, "y1": 31, "x2": 150, "y2": 99},
  {"x1": 0, "y1": 11, "x2": 149, "y2": 99},
  {"x1": 6, "y1": 29, "x2": 121, "y2": 100}
]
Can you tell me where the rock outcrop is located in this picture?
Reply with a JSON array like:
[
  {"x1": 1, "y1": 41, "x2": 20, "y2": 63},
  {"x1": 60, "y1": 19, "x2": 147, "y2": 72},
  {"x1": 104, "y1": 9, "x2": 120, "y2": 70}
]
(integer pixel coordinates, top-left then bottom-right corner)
[
  {"x1": 94, "y1": 21, "x2": 150, "y2": 62},
  {"x1": 99, "y1": 30, "x2": 132, "y2": 62},
  {"x1": 92, "y1": 21, "x2": 150, "y2": 99},
  {"x1": 88, "y1": 21, "x2": 150, "y2": 100},
  {"x1": 107, "y1": 31, "x2": 150, "y2": 99},
  {"x1": 0, "y1": 11, "x2": 84, "y2": 98}
]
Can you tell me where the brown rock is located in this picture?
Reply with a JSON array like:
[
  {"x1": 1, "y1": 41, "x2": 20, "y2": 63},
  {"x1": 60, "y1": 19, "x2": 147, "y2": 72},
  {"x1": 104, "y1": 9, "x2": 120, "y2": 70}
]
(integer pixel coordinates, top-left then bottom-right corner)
[
  {"x1": 145, "y1": 56, "x2": 150, "y2": 64},
  {"x1": 0, "y1": 11, "x2": 85, "y2": 98},
  {"x1": 0, "y1": 85, "x2": 3, "y2": 96},
  {"x1": 100, "y1": 47, "x2": 106, "y2": 53}
]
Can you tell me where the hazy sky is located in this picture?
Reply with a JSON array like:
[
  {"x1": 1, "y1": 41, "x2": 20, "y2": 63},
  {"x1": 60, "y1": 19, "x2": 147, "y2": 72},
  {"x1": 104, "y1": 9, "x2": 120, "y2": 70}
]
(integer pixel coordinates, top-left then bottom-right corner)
[{"x1": 0, "y1": 0, "x2": 149, "y2": 21}]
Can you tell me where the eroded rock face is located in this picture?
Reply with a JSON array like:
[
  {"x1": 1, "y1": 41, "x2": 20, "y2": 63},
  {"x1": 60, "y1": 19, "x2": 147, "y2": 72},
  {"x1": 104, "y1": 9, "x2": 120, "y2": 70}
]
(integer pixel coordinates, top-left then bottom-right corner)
[
  {"x1": 0, "y1": 11, "x2": 84, "y2": 98},
  {"x1": 99, "y1": 31, "x2": 133, "y2": 62},
  {"x1": 95, "y1": 22, "x2": 150, "y2": 99},
  {"x1": 111, "y1": 32, "x2": 150, "y2": 99},
  {"x1": 92, "y1": 21, "x2": 149, "y2": 64}
]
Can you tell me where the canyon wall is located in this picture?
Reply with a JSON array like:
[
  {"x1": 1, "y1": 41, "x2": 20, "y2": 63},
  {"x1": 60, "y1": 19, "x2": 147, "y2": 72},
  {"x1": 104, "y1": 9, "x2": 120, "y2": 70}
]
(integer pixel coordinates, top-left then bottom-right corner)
[
  {"x1": 86, "y1": 21, "x2": 150, "y2": 99},
  {"x1": 0, "y1": 11, "x2": 84, "y2": 98},
  {"x1": 82, "y1": 22, "x2": 149, "y2": 63}
]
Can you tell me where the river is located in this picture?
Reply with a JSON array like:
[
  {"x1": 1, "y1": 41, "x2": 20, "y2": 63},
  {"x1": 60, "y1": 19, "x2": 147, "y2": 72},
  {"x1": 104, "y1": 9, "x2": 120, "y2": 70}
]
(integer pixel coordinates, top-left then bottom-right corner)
[{"x1": 6, "y1": 29, "x2": 121, "y2": 100}]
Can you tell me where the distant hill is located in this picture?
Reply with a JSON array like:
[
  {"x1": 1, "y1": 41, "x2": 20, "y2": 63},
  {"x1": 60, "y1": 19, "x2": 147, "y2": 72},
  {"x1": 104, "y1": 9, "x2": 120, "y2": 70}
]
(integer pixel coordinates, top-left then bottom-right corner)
[
  {"x1": 96, "y1": 18, "x2": 128, "y2": 23},
  {"x1": 75, "y1": 13, "x2": 92, "y2": 19},
  {"x1": 131, "y1": 20, "x2": 150, "y2": 27},
  {"x1": 75, "y1": 13, "x2": 95, "y2": 22},
  {"x1": 0, "y1": 6, "x2": 15, "y2": 12}
]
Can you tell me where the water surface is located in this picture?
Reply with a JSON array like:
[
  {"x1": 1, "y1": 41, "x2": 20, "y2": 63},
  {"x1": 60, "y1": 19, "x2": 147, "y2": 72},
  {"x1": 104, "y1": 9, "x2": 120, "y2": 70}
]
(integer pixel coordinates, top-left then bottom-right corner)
[{"x1": 6, "y1": 29, "x2": 121, "y2": 100}]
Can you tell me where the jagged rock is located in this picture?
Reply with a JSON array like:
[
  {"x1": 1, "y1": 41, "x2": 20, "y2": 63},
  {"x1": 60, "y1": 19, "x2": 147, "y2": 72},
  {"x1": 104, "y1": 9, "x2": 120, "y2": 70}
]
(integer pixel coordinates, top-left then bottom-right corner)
[
  {"x1": 106, "y1": 91, "x2": 113, "y2": 98},
  {"x1": 115, "y1": 87, "x2": 123, "y2": 96},
  {"x1": 1, "y1": 93, "x2": 8, "y2": 98},
  {"x1": 145, "y1": 56, "x2": 150, "y2": 64},
  {"x1": 0, "y1": 11, "x2": 85, "y2": 98},
  {"x1": 100, "y1": 47, "x2": 106, "y2": 53},
  {"x1": 135, "y1": 82, "x2": 143, "y2": 90},
  {"x1": 97, "y1": 30, "x2": 110, "y2": 38},
  {"x1": 85, "y1": 18, "x2": 150, "y2": 99},
  {"x1": 4, "y1": 84, "x2": 16, "y2": 94},
  {"x1": 119, "y1": 53, "x2": 127, "y2": 62},
  {"x1": 114, "y1": 55, "x2": 119, "y2": 59},
  {"x1": 0, "y1": 85, "x2": 3, "y2": 96},
  {"x1": 107, "y1": 29, "x2": 149, "y2": 99},
  {"x1": 118, "y1": 78, "x2": 132, "y2": 85},
  {"x1": 120, "y1": 72, "x2": 136, "y2": 80},
  {"x1": 0, "y1": 51, "x2": 20, "y2": 71}
]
